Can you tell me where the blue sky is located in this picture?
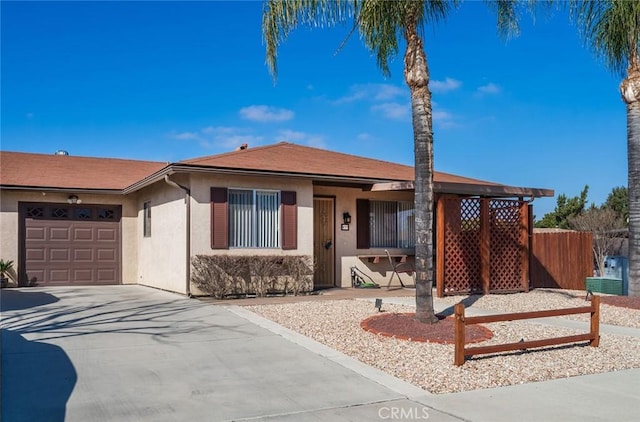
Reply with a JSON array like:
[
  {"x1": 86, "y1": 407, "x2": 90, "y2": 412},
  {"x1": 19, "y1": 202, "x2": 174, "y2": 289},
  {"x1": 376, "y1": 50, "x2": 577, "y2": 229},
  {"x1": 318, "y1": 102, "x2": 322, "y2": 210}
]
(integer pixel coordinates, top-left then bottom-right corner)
[{"x1": 1, "y1": 1, "x2": 627, "y2": 218}]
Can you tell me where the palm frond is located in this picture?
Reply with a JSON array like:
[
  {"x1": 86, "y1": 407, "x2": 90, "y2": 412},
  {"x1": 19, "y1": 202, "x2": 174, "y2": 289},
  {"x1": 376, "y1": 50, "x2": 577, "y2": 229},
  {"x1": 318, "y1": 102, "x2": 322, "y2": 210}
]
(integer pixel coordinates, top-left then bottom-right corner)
[
  {"x1": 263, "y1": 0, "x2": 453, "y2": 80},
  {"x1": 357, "y1": 0, "x2": 451, "y2": 77},
  {"x1": 574, "y1": 0, "x2": 640, "y2": 76},
  {"x1": 263, "y1": 0, "x2": 356, "y2": 80}
]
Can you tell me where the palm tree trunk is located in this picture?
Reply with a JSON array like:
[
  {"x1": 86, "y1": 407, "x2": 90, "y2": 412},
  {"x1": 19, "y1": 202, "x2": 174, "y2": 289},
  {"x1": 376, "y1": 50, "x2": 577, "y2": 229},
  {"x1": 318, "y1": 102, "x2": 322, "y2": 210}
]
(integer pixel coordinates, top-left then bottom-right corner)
[
  {"x1": 404, "y1": 20, "x2": 438, "y2": 323},
  {"x1": 623, "y1": 59, "x2": 640, "y2": 297}
]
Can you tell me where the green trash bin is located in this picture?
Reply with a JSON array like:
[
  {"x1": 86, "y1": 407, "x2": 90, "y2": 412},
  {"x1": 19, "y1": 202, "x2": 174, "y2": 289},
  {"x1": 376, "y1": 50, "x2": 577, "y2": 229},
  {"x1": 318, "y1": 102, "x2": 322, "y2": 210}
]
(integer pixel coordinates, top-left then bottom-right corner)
[{"x1": 585, "y1": 277, "x2": 622, "y2": 295}]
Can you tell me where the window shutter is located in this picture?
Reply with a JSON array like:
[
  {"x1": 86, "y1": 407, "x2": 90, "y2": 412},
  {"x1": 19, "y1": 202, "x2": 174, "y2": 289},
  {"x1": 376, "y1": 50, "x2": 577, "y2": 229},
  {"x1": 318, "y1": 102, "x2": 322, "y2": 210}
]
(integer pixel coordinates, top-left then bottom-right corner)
[
  {"x1": 211, "y1": 187, "x2": 229, "y2": 249},
  {"x1": 356, "y1": 199, "x2": 370, "y2": 249},
  {"x1": 281, "y1": 191, "x2": 297, "y2": 250}
]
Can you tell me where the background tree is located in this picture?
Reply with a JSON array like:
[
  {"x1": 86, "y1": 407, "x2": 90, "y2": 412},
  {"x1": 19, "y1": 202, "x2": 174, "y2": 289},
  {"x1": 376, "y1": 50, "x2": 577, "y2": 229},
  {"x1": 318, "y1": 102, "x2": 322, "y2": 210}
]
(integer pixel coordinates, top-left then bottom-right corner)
[
  {"x1": 573, "y1": 1, "x2": 640, "y2": 296},
  {"x1": 603, "y1": 186, "x2": 628, "y2": 226},
  {"x1": 534, "y1": 185, "x2": 589, "y2": 228},
  {"x1": 568, "y1": 207, "x2": 625, "y2": 276},
  {"x1": 263, "y1": 0, "x2": 522, "y2": 322}
]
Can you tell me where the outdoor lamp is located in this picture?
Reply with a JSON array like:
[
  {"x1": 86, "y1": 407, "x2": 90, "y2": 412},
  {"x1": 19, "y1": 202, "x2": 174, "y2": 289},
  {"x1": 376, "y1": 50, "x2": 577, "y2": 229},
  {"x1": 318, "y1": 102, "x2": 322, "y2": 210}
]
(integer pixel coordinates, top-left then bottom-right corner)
[
  {"x1": 67, "y1": 195, "x2": 81, "y2": 204},
  {"x1": 343, "y1": 212, "x2": 351, "y2": 225},
  {"x1": 375, "y1": 298, "x2": 383, "y2": 312}
]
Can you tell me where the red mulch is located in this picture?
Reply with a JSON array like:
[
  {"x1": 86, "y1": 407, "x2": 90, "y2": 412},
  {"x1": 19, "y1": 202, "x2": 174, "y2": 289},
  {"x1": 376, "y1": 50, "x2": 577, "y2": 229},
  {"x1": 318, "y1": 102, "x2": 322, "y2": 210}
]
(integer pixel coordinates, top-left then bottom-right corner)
[
  {"x1": 601, "y1": 295, "x2": 640, "y2": 310},
  {"x1": 361, "y1": 312, "x2": 493, "y2": 344}
]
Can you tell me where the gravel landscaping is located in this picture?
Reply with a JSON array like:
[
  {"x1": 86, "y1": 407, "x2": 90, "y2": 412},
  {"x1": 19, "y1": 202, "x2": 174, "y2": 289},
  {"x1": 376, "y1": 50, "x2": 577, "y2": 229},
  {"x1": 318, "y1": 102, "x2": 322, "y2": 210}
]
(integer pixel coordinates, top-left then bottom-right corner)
[{"x1": 245, "y1": 291, "x2": 640, "y2": 394}]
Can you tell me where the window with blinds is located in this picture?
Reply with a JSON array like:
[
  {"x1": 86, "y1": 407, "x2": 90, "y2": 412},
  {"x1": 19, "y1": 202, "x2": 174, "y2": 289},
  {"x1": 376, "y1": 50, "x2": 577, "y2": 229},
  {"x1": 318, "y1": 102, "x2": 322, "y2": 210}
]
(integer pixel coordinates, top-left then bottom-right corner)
[
  {"x1": 370, "y1": 200, "x2": 415, "y2": 248},
  {"x1": 229, "y1": 189, "x2": 280, "y2": 248}
]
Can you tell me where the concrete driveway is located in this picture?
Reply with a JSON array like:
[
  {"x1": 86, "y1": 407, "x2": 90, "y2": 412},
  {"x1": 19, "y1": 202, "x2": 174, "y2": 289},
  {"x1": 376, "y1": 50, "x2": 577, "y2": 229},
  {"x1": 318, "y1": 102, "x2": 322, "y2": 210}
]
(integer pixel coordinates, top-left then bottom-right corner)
[
  {"x1": 3, "y1": 285, "x2": 639, "y2": 422},
  {"x1": 0, "y1": 285, "x2": 450, "y2": 422}
]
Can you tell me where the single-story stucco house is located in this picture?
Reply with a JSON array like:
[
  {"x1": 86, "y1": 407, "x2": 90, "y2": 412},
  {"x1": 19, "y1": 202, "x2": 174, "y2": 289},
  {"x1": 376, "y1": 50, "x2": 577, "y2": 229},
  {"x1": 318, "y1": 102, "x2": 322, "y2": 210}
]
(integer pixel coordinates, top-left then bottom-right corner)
[{"x1": 0, "y1": 142, "x2": 553, "y2": 296}]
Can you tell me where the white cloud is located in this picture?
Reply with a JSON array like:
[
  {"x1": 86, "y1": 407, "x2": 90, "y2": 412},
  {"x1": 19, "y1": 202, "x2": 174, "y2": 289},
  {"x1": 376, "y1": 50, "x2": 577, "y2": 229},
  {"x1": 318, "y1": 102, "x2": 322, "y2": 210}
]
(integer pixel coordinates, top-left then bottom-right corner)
[
  {"x1": 171, "y1": 131, "x2": 200, "y2": 141},
  {"x1": 334, "y1": 84, "x2": 405, "y2": 104},
  {"x1": 171, "y1": 126, "x2": 263, "y2": 149},
  {"x1": 433, "y1": 110, "x2": 453, "y2": 122},
  {"x1": 477, "y1": 82, "x2": 501, "y2": 95},
  {"x1": 357, "y1": 133, "x2": 373, "y2": 141},
  {"x1": 374, "y1": 84, "x2": 405, "y2": 101},
  {"x1": 371, "y1": 102, "x2": 410, "y2": 120},
  {"x1": 239, "y1": 105, "x2": 294, "y2": 122},
  {"x1": 201, "y1": 126, "x2": 264, "y2": 148},
  {"x1": 430, "y1": 77, "x2": 462, "y2": 94},
  {"x1": 277, "y1": 129, "x2": 325, "y2": 148},
  {"x1": 433, "y1": 110, "x2": 457, "y2": 129}
]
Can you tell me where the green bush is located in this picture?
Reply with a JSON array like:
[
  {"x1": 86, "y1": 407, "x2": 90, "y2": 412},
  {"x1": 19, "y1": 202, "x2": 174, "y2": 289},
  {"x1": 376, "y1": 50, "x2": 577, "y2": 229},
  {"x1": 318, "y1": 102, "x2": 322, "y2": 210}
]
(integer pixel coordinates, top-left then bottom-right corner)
[{"x1": 190, "y1": 255, "x2": 313, "y2": 299}]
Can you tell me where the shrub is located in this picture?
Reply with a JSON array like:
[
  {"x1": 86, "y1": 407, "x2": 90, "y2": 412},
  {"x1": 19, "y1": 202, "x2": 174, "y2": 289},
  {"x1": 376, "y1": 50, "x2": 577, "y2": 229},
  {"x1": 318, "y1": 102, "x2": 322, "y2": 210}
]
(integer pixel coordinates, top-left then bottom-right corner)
[{"x1": 190, "y1": 255, "x2": 313, "y2": 299}]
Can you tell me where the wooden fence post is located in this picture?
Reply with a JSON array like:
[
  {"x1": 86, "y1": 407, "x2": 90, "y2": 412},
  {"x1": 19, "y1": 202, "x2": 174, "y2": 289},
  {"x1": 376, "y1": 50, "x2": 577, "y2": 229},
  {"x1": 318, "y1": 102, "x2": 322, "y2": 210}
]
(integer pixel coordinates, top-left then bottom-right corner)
[
  {"x1": 480, "y1": 199, "x2": 490, "y2": 295},
  {"x1": 454, "y1": 303, "x2": 466, "y2": 366},
  {"x1": 436, "y1": 196, "x2": 445, "y2": 298},
  {"x1": 590, "y1": 295, "x2": 600, "y2": 347}
]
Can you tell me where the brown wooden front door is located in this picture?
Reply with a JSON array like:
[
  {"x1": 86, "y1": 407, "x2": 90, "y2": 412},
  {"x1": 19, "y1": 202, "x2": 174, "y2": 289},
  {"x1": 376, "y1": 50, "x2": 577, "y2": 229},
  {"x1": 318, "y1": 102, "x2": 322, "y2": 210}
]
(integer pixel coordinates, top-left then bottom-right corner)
[{"x1": 313, "y1": 197, "x2": 335, "y2": 288}]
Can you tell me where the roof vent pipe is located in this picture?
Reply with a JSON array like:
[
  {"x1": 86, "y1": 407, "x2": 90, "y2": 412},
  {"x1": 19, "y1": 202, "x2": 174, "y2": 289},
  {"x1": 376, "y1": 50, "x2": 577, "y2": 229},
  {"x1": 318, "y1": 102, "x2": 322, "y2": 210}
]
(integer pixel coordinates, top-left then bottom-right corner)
[
  {"x1": 55, "y1": 150, "x2": 69, "y2": 156},
  {"x1": 236, "y1": 143, "x2": 248, "y2": 151}
]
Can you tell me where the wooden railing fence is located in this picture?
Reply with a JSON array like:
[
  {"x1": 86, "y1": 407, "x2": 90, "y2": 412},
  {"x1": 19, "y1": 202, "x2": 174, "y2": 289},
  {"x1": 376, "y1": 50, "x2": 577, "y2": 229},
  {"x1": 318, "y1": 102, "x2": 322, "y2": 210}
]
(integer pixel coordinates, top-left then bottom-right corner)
[{"x1": 454, "y1": 296, "x2": 600, "y2": 366}]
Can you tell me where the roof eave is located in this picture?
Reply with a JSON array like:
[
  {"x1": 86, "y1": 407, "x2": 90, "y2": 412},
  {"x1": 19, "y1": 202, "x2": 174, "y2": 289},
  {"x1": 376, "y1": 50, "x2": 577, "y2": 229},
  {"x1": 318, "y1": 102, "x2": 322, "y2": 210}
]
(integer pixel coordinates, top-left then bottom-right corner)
[
  {"x1": 370, "y1": 181, "x2": 554, "y2": 198},
  {"x1": 0, "y1": 185, "x2": 123, "y2": 195},
  {"x1": 121, "y1": 164, "x2": 411, "y2": 193}
]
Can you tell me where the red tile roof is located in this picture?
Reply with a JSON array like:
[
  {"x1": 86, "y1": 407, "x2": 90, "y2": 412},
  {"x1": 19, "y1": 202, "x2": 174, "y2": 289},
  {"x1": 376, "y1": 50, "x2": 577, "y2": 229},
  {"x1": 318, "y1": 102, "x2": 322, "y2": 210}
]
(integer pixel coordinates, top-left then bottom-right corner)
[
  {"x1": 181, "y1": 142, "x2": 502, "y2": 186},
  {"x1": 0, "y1": 151, "x2": 166, "y2": 190}
]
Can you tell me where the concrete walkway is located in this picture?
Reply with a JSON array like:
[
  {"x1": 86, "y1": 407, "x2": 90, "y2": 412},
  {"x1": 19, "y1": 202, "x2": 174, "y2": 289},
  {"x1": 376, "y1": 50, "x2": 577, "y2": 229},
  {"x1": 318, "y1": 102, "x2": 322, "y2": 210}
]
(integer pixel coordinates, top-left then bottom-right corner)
[{"x1": 1, "y1": 285, "x2": 638, "y2": 421}]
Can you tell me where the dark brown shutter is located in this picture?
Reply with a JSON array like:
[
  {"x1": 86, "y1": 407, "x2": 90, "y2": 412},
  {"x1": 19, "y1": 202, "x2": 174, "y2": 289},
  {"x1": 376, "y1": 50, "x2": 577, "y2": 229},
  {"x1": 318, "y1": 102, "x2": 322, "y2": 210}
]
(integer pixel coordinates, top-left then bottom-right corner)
[
  {"x1": 281, "y1": 191, "x2": 297, "y2": 250},
  {"x1": 211, "y1": 187, "x2": 228, "y2": 249},
  {"x1": 356, "y1": 199, "x2": 370, "y2": 249}
]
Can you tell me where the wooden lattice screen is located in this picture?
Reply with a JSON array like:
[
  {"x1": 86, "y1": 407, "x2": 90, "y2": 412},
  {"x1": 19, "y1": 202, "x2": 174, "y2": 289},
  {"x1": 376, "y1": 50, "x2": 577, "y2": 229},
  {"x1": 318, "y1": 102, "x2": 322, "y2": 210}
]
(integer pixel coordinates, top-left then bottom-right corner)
[{"x1": 436, "y1": 196, "x2": 529, "y2": 296}]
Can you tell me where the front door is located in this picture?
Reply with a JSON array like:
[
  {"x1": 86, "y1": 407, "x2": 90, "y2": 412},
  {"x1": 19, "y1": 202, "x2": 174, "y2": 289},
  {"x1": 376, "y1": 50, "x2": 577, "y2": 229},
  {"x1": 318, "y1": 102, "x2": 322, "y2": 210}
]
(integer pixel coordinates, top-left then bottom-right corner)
[{"x1": 313, "y1": 197, "x2": 335, "y2": 288}]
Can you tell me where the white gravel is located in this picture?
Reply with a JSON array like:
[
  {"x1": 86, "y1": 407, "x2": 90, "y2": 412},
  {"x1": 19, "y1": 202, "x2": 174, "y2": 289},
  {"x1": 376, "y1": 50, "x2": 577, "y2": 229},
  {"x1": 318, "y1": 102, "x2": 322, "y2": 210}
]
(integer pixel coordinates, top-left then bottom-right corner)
[
  {"x1": 245, "y1": 292, "x2": 640, "y2": 394},
  {"x1": 433, "y1": 289, "x2": 640, "y2": 328}
]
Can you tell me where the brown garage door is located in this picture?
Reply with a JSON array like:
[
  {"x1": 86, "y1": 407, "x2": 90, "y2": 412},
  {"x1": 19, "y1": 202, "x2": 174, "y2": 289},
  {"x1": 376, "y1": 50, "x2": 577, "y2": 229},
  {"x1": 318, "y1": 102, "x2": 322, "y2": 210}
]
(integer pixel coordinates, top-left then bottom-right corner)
[{"x1": 20, "y1": 203, "x2": 121, "y2": 286}]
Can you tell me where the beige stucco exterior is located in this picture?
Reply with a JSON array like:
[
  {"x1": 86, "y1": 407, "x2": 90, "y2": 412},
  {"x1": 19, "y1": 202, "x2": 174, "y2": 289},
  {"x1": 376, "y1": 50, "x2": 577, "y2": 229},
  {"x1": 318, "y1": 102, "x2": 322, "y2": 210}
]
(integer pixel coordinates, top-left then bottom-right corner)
[
  {"x1": 0, "y1": 172, "x2": 417, "y2": 294},
  {"x1": 136, "y1": 176, "x2": 189, "y2": 293},
  {"x1": 0, "y1": 189, "x2": 139, "y2": 286},
  {"x1": 313, "y1": 185, "x2": 415, "y2": 288},
  {"x1": 188, "y1": 173, "x2": 314, "y2": 257}
]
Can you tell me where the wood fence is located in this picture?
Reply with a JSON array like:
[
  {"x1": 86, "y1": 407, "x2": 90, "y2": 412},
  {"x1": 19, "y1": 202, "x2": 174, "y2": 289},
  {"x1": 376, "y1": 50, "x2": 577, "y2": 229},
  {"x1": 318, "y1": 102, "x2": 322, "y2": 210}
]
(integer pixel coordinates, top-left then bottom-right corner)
[
  {"x1": 530, "y1": 231, "x2": 593, "y2": 290},
  {"x1": 453, "y1": 296, "x2": 600, "y2": 366},
  {"x1": 436, "y1": 196, "x2": 529, "y2": 296}
]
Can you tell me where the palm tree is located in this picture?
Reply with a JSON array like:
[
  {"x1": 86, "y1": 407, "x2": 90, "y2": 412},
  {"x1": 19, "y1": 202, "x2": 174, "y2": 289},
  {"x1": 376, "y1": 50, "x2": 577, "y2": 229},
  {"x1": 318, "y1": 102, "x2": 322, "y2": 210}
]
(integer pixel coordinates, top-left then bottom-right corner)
[
  {"x1": 573, "y1": 1, "x2": 640, "y2": 296},
  {"x1": 263, "y1": 0, "x2": 521, "y2": 321}
]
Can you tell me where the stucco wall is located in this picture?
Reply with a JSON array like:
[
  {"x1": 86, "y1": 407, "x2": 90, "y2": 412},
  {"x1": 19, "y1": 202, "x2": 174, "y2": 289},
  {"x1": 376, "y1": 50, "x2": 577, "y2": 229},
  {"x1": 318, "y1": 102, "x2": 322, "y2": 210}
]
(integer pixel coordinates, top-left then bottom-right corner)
[
  {"x1": 313, "y1": 185, "x2": 416, "y2": 288},
  {"x1": 189, "y1": 173, "x2": 314, "y2": 257},
  {"x1": 136, "y1": 177, "x2": 189, "y2": 294},
  {"x1": 0, "y1": 189, "x2": 138, "y2": 285},
  {"x1": 0, "y1": 177, "x2": 417, "y2": 293},
  {"x1": 187, "y1": 173, "x2": 314, "y2": 296}
]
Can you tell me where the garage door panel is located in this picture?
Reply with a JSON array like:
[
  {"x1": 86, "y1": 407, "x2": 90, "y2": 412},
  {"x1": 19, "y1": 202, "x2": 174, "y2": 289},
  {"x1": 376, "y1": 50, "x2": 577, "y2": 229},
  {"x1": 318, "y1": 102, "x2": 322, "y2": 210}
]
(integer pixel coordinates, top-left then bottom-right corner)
[
  {"x1": 73, "y1": 269, "x2": 94, "y2": 282},
  {"x1": 25, "y1": 269, "x2": 45, "y2": 284},
  {"x1": 96, "y1": 248, "x2": 116, "y2": 261},
  {"x1": 96, "y1": 228, "x2": 117, "y2": 241},
  {"x1": 25, "y1": 248, "x2": 46, "y2": 262},
  {"x1": 97, "y1": 269, "x2": 117, "y2": 282},
  {"x1": 49, "y1": 227, "x2": 71, "y2": 241},
  {"x1": 22, "y1": 204, "x2": 121, "y2": 286},
  {"x1": 26, "y1": 227, "x2": 46, "y2": 241},
  {"x1": 49, "y1": 248, "x2": 70, "y2": 262},
  {"x1": 50, "y1": 269, "x2": 71, "y2": 282},
  {"x1": 74, "y1": 249, "x2": 94, "y2": 261},
  {"x1": 73, "y1": 227, "x2": 94, "y2": 241}
]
